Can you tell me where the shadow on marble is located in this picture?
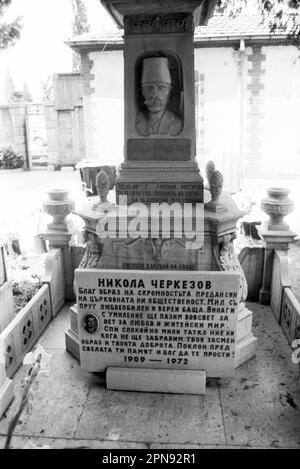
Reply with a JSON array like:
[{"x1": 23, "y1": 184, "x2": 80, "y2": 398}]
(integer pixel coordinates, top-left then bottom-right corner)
[
  {"x1": 0, "y1": 435, "x2": 148, "y2": 449},
  {"x1": 38, "y1": 304, "x2": 70, "y2": 350},
  {"x1": 75, "y1": 378, "x2": 225, "y2": 446},
  {"x1": 0, "y1": 349, "x2": 91, "y2": 439},
  {"x1": 219, "y1": 302, "x2": 300, "y2": 448}
]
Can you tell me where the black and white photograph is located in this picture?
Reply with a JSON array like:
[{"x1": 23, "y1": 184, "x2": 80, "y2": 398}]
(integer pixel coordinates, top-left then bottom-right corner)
[{"x1": 0, "y1": 0, "x2": 299, "y2": 454}]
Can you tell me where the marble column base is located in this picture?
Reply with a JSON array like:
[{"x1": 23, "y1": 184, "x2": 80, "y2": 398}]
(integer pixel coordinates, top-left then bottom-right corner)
[
  {"x1": 65, "y1": 328, "x2": 80, "y2": 362},
  {"x1": 235, "y1": 334, "x2": 257, "y2": 368},
  {"x1": 116, "y1": 161, "x2": 204, "y2": 204},
  {"x1": 235, "y1": 303, "x2": 257, "y2": 367}
]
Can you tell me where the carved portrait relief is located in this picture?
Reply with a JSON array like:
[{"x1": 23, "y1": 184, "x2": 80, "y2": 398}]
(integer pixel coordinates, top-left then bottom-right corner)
[{"x1": 135, "y1": 54, "x2": 184, "y2": 137}]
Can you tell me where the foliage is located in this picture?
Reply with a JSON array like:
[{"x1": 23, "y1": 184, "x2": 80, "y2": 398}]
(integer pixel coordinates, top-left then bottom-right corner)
[
  {"x1": 0, "y1": 146, "x2": 24, "y2": 169},
  {"x1": 216, "y1": 0, "x2": 249, "y2": 16},
  {"x1": 216, "y1": 0, "x2": 300, "y2": 37},
  {"x1": 12, "y1": 280, "x2": 41, "y2": 313},
  {"x1": 260, "y1": 0, "x2": 300, "y2": 36},
  {"x1": 0, "y1": 0, "x2": 22, "y2": 51},
  {"x1": 72, "y1": 0, "x2": 90, "y2": 72},
  {"x1": 72, "y1": 0, "x2": 90, "y2": 36}
]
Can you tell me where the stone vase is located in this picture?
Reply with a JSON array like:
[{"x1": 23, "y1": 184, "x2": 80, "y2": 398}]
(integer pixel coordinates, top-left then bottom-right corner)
[
  {"x1": 43, "y1": 189, "x2": 75, "y2": 231},
  {"x1": 261, "y1": 187, "x2": 294, "y2": 231}
]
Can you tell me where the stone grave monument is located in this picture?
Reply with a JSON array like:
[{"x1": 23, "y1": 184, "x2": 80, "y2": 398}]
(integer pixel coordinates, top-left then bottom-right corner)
[{"x1": 66, "y1": 0, "x2": 257, "y2": 394}]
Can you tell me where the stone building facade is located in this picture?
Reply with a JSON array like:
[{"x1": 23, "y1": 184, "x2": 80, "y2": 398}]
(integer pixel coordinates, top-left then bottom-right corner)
[{"x1": 67, "y1": 15, "x2": 300, "y2": 191}]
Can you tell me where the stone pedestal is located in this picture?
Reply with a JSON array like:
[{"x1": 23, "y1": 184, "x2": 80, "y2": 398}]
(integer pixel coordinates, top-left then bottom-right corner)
[
  {"x1": 43, "y1": 189, "x2": 75, "y2": 301},
  {"x1": 73, "y1": 190, "x2": 246, "y2": 273},
  {"x1": 259, "y1": 228, "x2": 296, "y2": 305},
  {"x1": 65, "y1": 0, "x2": 256, "y2": 388},
  {"x1": 66, "y1": 191, "x2": 257, "y2": 370},
  {"x1": 117, "y1": 162, "x2": 204, "y2": 205},
  {"x1": 259, "y1": 187, "x2": 296, "y2": 305}
]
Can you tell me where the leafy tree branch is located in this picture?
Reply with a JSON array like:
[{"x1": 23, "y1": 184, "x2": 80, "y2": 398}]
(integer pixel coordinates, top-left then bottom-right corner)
[{"x1": 0, "y1": 0, "x2": 22, "y2": 51}]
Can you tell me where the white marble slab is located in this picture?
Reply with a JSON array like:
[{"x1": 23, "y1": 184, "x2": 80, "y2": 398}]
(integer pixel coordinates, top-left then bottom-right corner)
[{"x1": 75, "y1": 269, "x2": 240, "y2": 377}]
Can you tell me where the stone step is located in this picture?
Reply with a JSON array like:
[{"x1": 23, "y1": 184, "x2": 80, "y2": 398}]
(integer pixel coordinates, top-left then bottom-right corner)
[{"x1": 107, "y1": 367, "x2": 206, "y2": 395}]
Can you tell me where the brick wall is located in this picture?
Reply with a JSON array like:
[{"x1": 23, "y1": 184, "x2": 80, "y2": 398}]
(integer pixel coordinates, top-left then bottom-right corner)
[
  {"x1": 195, "y1": 71, "x2": 205, "y2": 159},
  {"x1": 80, "y1": 51, "x2": 97, "y2": 160},
  {"x1": 245, "y1": 46, "x2": 266, "y2": 176},
  {"x1": 80, "y1": 52, "x2": 95, "y2": 97}
]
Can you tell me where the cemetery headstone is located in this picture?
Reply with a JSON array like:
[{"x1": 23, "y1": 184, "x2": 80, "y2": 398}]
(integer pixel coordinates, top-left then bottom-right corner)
[{"x1": 76, "y1": 269, "x2": 240, "y2": 378}]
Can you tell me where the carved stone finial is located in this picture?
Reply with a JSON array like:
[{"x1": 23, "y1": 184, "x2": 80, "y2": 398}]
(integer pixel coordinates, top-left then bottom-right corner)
[
  {"x1": 210, "y1": 170, "x2": 223, "y2": 202},
  {"x1": 205, "y1": 162, "x2": 226, "y2": 213},
  {"x1": 96, "y1": 170, "x2": 110, "y2": 203}
]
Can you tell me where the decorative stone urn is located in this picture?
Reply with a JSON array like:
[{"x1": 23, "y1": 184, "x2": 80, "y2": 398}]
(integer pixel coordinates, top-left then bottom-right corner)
[
  {"x1": 43, "y1": 189, "x2": 75, "y2": 231},
  {"x1": 261, "y1": 187, "x2": 294, "y2": 231}
]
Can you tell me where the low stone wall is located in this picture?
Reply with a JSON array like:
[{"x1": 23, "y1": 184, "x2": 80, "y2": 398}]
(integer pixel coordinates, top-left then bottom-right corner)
[
  {"x1": 270, "y1": 249, "x2": 300, "y2": 345},
  {"x1": 0, "y1": 241, "x2": 15, "y2": 333},
  {"x1": 0, "y1": 280, "x2": 15, "y2": 333},
  {"x1": 0, "y1": 284, "x2": 52, "y2": 379},
  {"x1": 42, "y1": 249, "x2": 65, "y2": 317},
  {"x1": 281, "y1": 288, "x2": 300, "y2": 345},
  {"x1": 0, "y1": 248, "x2": 66, "y2": 418}
]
